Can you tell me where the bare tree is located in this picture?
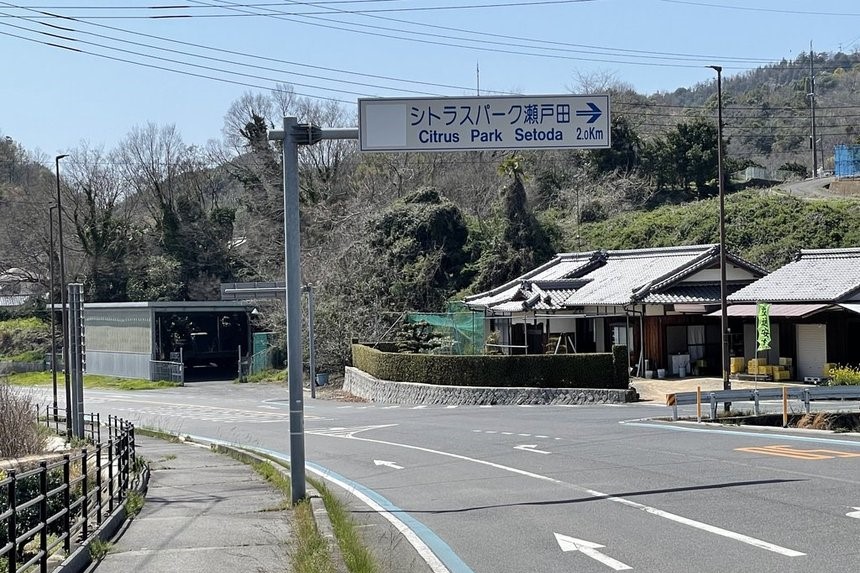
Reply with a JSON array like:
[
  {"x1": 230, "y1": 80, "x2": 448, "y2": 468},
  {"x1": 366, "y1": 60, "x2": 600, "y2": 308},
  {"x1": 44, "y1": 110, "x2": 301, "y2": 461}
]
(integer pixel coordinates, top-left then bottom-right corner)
[{"x1": 64, "y1": 143, "x2": 134, "y2": 301}]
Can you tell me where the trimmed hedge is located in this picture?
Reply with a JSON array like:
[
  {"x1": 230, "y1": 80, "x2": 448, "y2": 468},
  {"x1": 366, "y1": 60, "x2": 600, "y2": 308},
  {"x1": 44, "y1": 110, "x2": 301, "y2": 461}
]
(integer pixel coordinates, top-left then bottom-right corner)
[{"x1": 352, "y1": 344, "x2": 629, "y2": 389}]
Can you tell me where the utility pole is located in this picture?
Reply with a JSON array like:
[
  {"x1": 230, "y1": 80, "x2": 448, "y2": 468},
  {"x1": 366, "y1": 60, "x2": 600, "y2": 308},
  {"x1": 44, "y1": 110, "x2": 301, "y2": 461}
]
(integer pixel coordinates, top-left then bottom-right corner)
[
  {"x1": 476, "y1": 62, "x2": 480, "y2": 96},
  {"x1": 809, "y1": 41, "x2": 818, "y2": 178},
  {"x1": 708, "y1": 65, "x2": 731, "y2": 400},
  {"x1": 55, "y1": 154, "x2": 72, "y2": 435}
]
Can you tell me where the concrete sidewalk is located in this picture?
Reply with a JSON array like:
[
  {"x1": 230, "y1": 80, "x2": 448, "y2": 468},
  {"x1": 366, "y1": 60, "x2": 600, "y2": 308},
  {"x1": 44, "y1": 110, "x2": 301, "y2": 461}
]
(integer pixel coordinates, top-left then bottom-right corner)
[{"x1": 96, "y1": 436, "x2": 291, "y2": 573}]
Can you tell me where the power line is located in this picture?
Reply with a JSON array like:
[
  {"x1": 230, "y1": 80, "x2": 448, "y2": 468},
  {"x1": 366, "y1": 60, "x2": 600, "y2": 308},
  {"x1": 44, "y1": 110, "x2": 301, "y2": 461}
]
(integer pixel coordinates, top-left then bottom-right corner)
[
  {"x1": 656, "y1": 0, "x2": 860, "y2": 18},
  {"x1": 3, "y1": 8, "x2": 450, "y2": 96},
  {"x1": 0, "y1": 0, "x2": 603, "y2": 17},
  {"x1": 1, "y1": 1, "x2": 512, "y2": 95},
  {"x1": 191, "y1": 0, "x2": 757, "y2": 69},
  {"x1": 276, "y1": 0, "x2": 777, "y2": 64},
  {"x1": 0, "y1": 26, "x2": 355, "y2": 104}
]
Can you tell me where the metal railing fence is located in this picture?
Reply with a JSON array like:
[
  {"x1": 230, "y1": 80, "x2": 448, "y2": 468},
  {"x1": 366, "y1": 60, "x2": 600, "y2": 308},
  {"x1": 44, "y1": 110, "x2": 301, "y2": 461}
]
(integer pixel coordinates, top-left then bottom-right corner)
[
  {"x1": 667, "y1": 385, "x2": 860, "y2": 420},
  {"x1": 149, "y1": 360, "x2": 184, "y2": 384},
  {"x1": 0, "y1": 412, "x2": 136, "y2": 573}
]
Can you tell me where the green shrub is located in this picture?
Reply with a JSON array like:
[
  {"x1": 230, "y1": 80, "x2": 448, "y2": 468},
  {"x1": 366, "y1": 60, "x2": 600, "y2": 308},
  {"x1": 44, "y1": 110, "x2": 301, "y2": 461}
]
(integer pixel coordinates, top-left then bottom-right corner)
[
  {"x1": 0, "y1": 318, "x2": 50, "y2": 362},
  {"x1": 0, "y1": 318, "x2": 48, "y2": 333},
  {"x1": 351, "y1": 344, "x2": 628, "y2": 389},
  {"x1": 4, "y1": 350, "x2": 45, "y2": 363},
  {"x1": 0, "y1": 467, "x2": 71, "y2": 553},
  {"x1": 828, "y1": 365, "x2": 860, "y2": 386}
]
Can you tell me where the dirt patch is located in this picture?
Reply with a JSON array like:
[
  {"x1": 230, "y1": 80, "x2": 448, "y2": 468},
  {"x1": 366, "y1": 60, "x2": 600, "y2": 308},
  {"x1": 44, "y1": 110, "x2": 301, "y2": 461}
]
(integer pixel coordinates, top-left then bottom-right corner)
[
  {"x1": 712, "y1": 412, "x2": 860, "y2": 432},
  {"x1": 311, "y1": 376, "x2": 367, "y2": 403}
]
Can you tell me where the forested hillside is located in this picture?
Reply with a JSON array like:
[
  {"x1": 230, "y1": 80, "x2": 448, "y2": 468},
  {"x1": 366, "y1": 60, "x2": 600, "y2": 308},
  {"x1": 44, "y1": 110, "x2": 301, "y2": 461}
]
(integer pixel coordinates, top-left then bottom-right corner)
[{"x1": 3, "y1": 51, "x2": 860, "y2": 368}]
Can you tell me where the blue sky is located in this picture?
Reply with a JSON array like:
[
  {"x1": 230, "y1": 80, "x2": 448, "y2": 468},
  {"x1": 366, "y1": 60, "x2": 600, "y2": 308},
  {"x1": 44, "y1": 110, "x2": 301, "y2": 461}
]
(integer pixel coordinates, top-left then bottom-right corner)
[{"x1": 2, "y1": 0, "x2": 860, "y2": 155}]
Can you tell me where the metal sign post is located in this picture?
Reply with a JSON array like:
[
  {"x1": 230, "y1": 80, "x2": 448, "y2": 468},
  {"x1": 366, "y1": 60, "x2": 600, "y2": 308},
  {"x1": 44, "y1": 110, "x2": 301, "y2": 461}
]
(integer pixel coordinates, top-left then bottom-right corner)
[
  {"x1": 67, "y1": 283, "x2": 85, "y2": 438},
  {"x1": 268, "y1": 118, "x2": 357, "y2": 505},
  {"x1": 303, "y1": 284, "x2": 317, "y2": 399}
]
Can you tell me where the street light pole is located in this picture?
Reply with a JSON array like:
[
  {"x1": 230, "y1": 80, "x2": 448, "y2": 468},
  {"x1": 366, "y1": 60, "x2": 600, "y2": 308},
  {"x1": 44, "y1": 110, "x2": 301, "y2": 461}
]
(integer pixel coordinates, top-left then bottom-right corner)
[
  {"x1": 48, "y1": 205, "x2": 59, "y2": 421},
  {"x1": 708, "y1": 65, "x2": 731, "y2": 394},
  {"x1": 55, "y1": 154, "x2": 71, "y2": 434},
  {"x1": 48, "y1": 205, "x2": 57, "y2": 423}
]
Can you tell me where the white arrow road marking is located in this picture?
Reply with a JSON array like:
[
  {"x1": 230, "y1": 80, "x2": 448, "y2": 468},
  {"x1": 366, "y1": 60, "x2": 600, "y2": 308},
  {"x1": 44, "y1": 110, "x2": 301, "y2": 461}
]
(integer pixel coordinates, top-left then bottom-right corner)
[
  {"x1": 847, "y1": 507, "x2": 860, "y2": 519},
  {"x1": 340, "y1": 434, "x2": 805, "y2": 557},
  {"x1": 307, "y1": 424, "x2": 398, "y2": 438},
  {"x1": 374, "y1": 460, "x2": 404, "y2": 470},
  {"x1": 554, "y1": 533, "x2": 632, "y2": 571},
  {"x1": 514, "y1": 444, "x2": 551, "y2": 455}
]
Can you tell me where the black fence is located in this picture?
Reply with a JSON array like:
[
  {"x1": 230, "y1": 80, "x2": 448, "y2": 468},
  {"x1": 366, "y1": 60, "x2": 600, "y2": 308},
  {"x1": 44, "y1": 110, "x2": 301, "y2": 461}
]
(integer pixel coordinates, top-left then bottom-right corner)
[{"x1": 0, "y1": 411, "x2": 136, "y2": 573}]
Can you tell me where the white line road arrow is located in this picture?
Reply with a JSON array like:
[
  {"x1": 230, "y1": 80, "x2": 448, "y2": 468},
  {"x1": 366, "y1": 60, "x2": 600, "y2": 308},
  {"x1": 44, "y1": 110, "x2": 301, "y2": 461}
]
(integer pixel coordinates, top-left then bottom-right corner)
[
  {"x1": 554, "y1": 533, "x2": 632, "y2": 571},
  {"x1": 374, "y1": 460, "x2": 404, "y2": 470},
  {"x1": 514, "y1": 444, "x2": 551, "y2": 454},
  {"x1": 848, "y1": 507, "x2": 860, "y2": 519}
]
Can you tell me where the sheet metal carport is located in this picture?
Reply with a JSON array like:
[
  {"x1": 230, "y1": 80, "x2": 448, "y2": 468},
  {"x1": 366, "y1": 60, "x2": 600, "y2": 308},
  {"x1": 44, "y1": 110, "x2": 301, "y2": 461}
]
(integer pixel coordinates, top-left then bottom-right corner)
[{"x1": 85, "y1": 301, "x2": 253, "y2": 380}]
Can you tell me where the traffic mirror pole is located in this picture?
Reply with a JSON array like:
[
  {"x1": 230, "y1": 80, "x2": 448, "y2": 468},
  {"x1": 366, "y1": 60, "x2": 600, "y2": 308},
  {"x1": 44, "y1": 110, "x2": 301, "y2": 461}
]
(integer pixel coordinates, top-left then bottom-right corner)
[{"x1": 269, "y1": 118, "x2": 357, "y2": 505}]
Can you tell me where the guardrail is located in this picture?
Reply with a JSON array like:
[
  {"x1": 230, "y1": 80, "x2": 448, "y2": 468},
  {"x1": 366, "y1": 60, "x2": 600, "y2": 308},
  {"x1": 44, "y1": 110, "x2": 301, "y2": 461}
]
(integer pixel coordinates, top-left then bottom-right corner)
[
  {"x1": 666, "y1": 385, "x2": 860, "y2": 421},
  {"x1": 0, "y1": 412, "x2": 136, "y2": 573}
]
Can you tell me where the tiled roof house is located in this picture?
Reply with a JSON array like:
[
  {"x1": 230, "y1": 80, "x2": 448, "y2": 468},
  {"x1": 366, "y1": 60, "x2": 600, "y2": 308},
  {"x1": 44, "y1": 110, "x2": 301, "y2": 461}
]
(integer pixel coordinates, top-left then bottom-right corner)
[
  {"x1": 466, "y1": 245, "x2": 766, "y2": 376},
  {"x1": 727, "y1": 248, "x2": 860, "y2": 380}
]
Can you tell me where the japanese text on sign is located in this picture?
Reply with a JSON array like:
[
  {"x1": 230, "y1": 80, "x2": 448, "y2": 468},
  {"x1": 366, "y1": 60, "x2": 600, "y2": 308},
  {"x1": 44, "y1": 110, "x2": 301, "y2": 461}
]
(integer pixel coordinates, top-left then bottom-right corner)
[{"x1": 359, "y1": 95, "x2": 610, "y2": 152}]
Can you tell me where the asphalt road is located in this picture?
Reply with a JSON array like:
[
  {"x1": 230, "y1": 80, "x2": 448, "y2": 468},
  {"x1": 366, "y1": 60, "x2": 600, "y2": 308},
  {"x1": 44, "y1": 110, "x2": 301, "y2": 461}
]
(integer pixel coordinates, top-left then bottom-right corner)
[{"x1": 27, "y1": 383, "x2": 860, "y2": 573}]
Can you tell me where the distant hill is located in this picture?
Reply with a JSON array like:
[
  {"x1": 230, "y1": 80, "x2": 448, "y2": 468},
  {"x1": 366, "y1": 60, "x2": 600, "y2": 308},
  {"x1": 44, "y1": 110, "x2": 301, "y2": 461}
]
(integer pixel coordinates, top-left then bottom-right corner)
[{"x1": 611, "y1": 51, "x2": 860, "y2": 172}]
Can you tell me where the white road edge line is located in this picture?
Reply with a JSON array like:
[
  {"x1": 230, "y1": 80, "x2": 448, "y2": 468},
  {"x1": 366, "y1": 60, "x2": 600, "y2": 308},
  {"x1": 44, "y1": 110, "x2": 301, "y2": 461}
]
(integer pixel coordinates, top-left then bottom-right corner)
[
  {"x1": 304, "y1": 465, "x2": 452, "y2": 573},
  {"x1": 340, "y1": 434, "x2": 805, "y2": 558}
]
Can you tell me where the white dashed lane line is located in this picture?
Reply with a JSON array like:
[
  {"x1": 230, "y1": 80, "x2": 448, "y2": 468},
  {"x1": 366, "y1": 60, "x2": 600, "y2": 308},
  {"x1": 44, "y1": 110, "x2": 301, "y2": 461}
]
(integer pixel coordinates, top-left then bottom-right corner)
[{"x1": 473, "y1": 429, "x2": 562, "y2": 440}]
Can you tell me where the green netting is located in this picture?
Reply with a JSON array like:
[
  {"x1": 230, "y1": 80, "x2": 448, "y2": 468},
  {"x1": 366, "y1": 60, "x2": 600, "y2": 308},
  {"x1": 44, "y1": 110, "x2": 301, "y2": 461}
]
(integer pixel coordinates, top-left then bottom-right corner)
[{"x1": 407, "y1": 303, "x2": 484, "y2": 355}]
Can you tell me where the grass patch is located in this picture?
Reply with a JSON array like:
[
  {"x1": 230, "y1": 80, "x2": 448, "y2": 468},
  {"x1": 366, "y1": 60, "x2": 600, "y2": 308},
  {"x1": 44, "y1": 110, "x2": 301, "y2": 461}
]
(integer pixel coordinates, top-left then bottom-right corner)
[
  {"x1": 1, "y1": 350, "x2": 44, "y2": 362},
  {"x1": 311, "y1": 479, "x2": 377, "y2": 573},
  {"x1": 88, "y1": 538, "x2": 113, "y2": 561},
  {"x1": 236, "y1": 368, "x2": 286, "y2": 384},
  {"x1": 293, "y1": 499, "x2": 337, "y2": 573},
  {"x1": 251, "y1": 460, "x2": 292, "y2": 499},
  {"x1": 224, "y1": 449, "x2": 380, "y2": 573},
  {"x1": 125, "y1": 491, "x2": 144, "y2": 517},
  {"x1": 0, "y1": 317, "x2": 48, "y2": 333},
  {"x1": 7, "y1": 371, "x2": 179, "y2": 390},
  {"x1": 136, "y1": 427, "x2": 183, "y2": 442}
]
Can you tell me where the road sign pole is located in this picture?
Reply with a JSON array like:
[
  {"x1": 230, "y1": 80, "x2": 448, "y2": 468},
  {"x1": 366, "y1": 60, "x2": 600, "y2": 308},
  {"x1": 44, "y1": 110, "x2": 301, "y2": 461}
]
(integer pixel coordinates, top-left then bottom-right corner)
[
  {"x1": 279, "y1": 117, "x2": 306, "y2": 504},
  {"x1": 268, "y1": 119, "x2": 358, "y2": 505}
]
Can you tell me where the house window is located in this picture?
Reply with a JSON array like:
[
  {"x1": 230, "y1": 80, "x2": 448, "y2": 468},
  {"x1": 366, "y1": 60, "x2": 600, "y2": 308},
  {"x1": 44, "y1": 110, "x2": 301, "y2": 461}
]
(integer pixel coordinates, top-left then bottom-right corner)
[{"x1": 611, "y1": 324, "x2": 631, "y2": 347}]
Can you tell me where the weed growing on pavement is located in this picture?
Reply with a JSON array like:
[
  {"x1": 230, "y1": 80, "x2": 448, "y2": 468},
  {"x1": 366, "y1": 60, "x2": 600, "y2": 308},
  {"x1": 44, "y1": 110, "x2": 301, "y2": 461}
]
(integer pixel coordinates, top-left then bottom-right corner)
[
  {"x1": 135, "y1": 427, "x2": 182, "y2": 443},
  {"x1": 252, "y1": 460, "x2": 292, "y2": 500},
  {"x1": 235, "y1": 368, "x2": 286, "y2": 384},
  {"x1": 311, "y1": 479, "x2": 377, "y2": 573},
  {"x1": 125, "y1": 491, "x2": 144, "y2": 516},
  {"x1": 89, "y1": 538, "x2": 113, "y2": 561},
  {"x1": 292, "y1": 499, "x2": 336, "y2": 573}
]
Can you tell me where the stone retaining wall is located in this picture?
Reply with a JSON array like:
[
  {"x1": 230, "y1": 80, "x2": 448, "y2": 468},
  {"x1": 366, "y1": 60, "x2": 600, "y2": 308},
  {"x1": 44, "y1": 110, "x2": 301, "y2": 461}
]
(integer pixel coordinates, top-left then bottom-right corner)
[{"x1": 344, "y1": 366, "x2": 638, "y2": 406}]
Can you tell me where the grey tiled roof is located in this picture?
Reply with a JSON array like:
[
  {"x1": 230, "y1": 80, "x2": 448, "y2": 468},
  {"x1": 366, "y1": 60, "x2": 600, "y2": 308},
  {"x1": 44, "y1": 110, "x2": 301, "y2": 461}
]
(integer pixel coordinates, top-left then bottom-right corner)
[
  {"x1": 729, "y1": 248, "x2": 860, "y2": 303},
  {"x1": 562, "y1": 245, "x2": 721, "y2": 306},
  {"x1": 466, "y1": 244, "x2": 764, "y2": 312},
  {"x1": 464, "y1": 252, "x2": 599, "y2": 309},
  {"x1": 642, "y1": 282, "x2": 747, "y2": 304},
  {"x1": 0, "y1": 295, "x2": 31, "y2": 308}
]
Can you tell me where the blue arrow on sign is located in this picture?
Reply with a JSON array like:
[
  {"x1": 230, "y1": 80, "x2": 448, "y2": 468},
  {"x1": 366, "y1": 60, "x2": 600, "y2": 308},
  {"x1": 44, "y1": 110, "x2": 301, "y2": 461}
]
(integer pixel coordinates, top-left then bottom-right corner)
[{"x1": 576, "y1": 102, "x2": 602, "y2": 124}]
